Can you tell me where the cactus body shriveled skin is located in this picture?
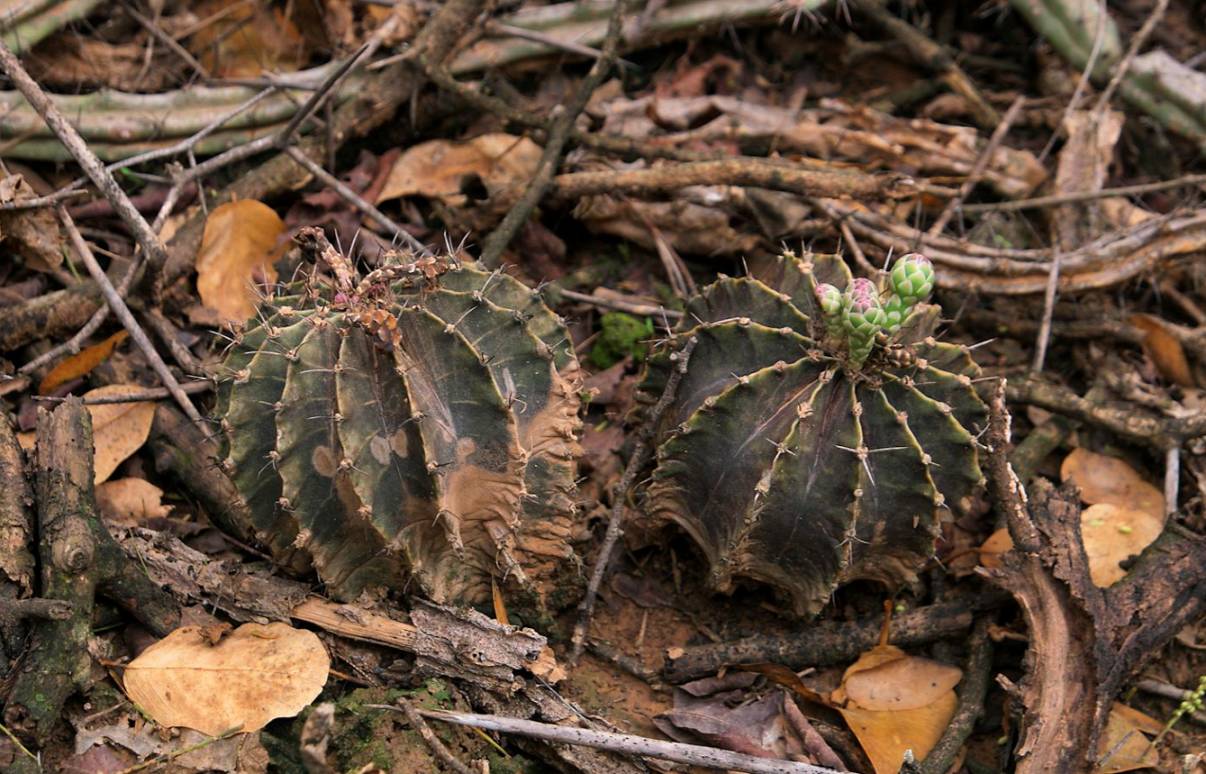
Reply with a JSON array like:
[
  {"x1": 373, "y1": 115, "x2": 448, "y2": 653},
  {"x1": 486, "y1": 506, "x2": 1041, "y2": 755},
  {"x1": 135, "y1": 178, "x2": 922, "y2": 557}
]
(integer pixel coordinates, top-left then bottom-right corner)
[
  {"x1": 216, "y1": 232, "x2": 582, "y2": 609},
  {"x1": 640, "y1": 252, "x2": 987, "y2": 616}
]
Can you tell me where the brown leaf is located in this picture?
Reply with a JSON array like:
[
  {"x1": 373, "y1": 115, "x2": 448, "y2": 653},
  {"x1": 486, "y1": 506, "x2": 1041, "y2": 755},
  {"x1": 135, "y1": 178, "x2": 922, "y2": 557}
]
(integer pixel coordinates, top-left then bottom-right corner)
[
  {"x1": 1128, "y1": 313, "x2": 1195, "y2": 387},
  {"x1": 0, "y1": 174, "x2": 66, "y2": 272},
  {"x1": 1080, "y1": 503, "x2": 1164, "y2": 588},
  {"x1": 85, "y1": 385, "x2": 156, "y2": 485},
  {"x1": 38, "y1": 331, "x2": 129, "y2": 394},
  {"x1": 123, "y1": 622, "x2": 329, "y2": 736},
  {"x1": 1095, "y1": 704, "x2": 1159, "y2": 773},
  {"x1": 187, "y1": 0, "x2": 309, "y2": 78},
  {"x1": 196, "y1": 200, "x2": 285, "y2": 324},
  {"x1": 841, "y1": 656, "x2": 963, "y2": 711},
  {"x1": 978, "y1": 527, "x2": 1013, "y2": 570},
  {"x1": 96, "y1": 478, "x2": 172, "y2": 526},
  {"x1": 1060, "y1": 448, "x2": 1164, "y2": 519},
  {"x1": 838, "y1": 693, "x2": 958, "y2": 774},
  {"x1": 377, "y1": 133, "x2": 542, "y2": 211}
]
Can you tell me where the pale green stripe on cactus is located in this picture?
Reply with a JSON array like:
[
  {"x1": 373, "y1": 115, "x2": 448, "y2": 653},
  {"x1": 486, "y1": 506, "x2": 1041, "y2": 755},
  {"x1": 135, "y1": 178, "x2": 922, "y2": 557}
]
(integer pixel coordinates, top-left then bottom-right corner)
[
  {"x1": 915, "y1": 340, "x2": 979, "y2": 378},
  {"x1": 843, "y1": 388, "x2": 941, "y2": 587},
  {"x1": 879, "y1": 375, "x2": 982, "y2": 516},
  {"x1": 685, "y1": 277, "x2": 812, "y2": 331},
  {"x1": 648, "y1": 359, "x2": 830, "y2": 578},
  {"x1": 914, "y1": 366, "x2": 990, "y2": 441},
  {"x1": 652, "y1": 321, "x2": 819, "y2": 434},
  {"x1": 335, "y1": 330, "x2": 439, "y2": 560},
  {"x1": 391, "y1": 305, "x2": 527, "y2": 602},
  {"x1": 429, "y1": 265, "x2": 575, "y2": 373},
  {"x1": 225, "y1": 315, "x2": 312, "y2": 570},
  {"x1": 277, "y1": 317, "x2": 404, "y2": 600},
  {"x1": 744, "y1": 374, "x2": 861, "y2": 616}
]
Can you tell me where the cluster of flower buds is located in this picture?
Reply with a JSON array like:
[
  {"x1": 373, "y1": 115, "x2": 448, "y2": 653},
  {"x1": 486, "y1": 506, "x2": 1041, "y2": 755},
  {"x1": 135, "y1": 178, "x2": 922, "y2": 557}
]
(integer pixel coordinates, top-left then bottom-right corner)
[{"x1": 813, "y1": 253, "x2": 935, "y2": 367}]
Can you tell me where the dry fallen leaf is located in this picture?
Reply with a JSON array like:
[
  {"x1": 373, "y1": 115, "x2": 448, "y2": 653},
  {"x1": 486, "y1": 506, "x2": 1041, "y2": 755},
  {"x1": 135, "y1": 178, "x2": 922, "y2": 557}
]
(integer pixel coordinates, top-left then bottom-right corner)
[
  {"x1": 123, "y1": 622, "x2": 329, "y2": 736},
  {"x1": 1080, "y1": 503, "x2": 1164, "y2": 587},
  {"x1": 1060, "y1": 448, "x2": 1165, "y2": 519},
  {"x1": 187, "y1": 0, "x2": 308, "y2": 78},
  {"x1": 97, "y1": 478, "x2": 172, "y2": 526},
  {"x1": 196, "y1": 200, "x2": 285, "y2": 325},
  {"x1": 978, "y1": 527, "x2": 1013, "y2": 570},
  {"x1": 38, "y1": 330, "x2": 128, "y2": 394},
  {"x1": 84, "y1": 385, "x2": 156, "y2": 485},
  {"x1": 830, "y1": 611, "x2": 962, "y2": 774},
  {"x1": 1129, "y1": 313, "x2": 1195, "y2": 387},
  {"x1": 1095, "y1": 703, "x2": 1160, "y2": 773},
  {"x1": 377, "y1": 133, "x2": 542, "y2": 210}
]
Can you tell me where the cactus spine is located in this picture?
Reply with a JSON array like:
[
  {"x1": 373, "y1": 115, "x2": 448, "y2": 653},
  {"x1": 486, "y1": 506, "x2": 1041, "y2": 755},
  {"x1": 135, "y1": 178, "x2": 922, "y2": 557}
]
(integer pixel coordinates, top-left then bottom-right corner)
[{"x1": 641, "y1": 251, "x2": 987, "y2": 616}]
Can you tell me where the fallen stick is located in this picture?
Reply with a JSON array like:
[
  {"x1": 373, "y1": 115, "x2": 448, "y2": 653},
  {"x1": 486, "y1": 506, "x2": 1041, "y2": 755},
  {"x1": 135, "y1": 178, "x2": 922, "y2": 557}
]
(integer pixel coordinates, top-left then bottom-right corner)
[{"x1": 415, "y1": 708, "x2": 847, "y2": 774}]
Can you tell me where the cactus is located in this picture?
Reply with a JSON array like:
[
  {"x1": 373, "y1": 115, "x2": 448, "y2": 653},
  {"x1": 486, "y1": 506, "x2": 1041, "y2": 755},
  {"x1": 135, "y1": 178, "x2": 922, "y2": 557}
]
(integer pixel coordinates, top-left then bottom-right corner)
[
  {"x1": 215, "y1": 229, "x2": 582, "y2": 610},
  {"x1": 639, "y1": 251, "x2": 987, "y2": 616}
]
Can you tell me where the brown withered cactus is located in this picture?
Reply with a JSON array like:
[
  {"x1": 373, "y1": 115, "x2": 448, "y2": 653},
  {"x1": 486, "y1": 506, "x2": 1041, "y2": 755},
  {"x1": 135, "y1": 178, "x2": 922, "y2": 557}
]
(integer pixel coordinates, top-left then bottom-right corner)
[
  {"x1": 215, "y1": 229, "x2": 582, "y2": 611},
  {"x1": 639, "y1": 251, "x2": 988, "y2": 616}
]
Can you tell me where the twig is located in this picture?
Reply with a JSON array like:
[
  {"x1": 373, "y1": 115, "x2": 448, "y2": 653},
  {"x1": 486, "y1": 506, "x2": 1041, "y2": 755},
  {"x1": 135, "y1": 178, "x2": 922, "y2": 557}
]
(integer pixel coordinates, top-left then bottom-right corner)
[
  {"x1": 0, "y1": 39, "x2": 168, "y2": 289},
  {"x1": 1031, "y1": 246, "x2": 1063, "y2": 373},
  {"x1": 396, "y1": 698, "x2": 476, "y2": 774},
  {"x1": 1163, "y1": 446, "x2": 1179, "y2": 518},
  {"x1": 1091, "y1": 0, "x2": 1169, "y2": 116},
  {"x1": 0, "y1": 188, "x2": 87, "y2": 211},
  {"x1": 282, "y1": 146, "x2": 430, "y2": 255},
  {"x1": 1037, "y1": 0, "x2": 1111, "y2": 163},
  {"x1": 1136, "y1": 679, "x2": 1206, "y2": 725},
  {"x1": 928, "y1": 96, "x2": 1025, "y2": 236},
  {"x1": 551, "y1": 159, "x2": 911, "y2": 202},
  {"x1": 853, "y1": 0, "x2": 999, "y2": 128},
  {"x1": 32, "y1": 381, "x2": 212, "y2": 406},
  {"x1": 662, "y1": 591, "x2": 1009, "y2": 683},
  {"x1": 416, "y1": 709, "x2": 843, "y2": 774},
  {"x1": 477, "y1": 0, "x2": 625, "y2": 268},
  {"x1": 55, "y1": 207, "x2": 205, "y2": 429},
  {"x1": 961, "y1": 173, "x2": 1206, "y2": 212},
  {"x1": 121, "y1": 1, "x2": 210, "y2": 80},
  {"x1": 918, "y1": 617, "x2": 995, "y2": 774},
  {"x1": 114, "y1": 727, "x2": 243, "y2": 774},
  {"x1": 570, "y1": 335, "x2": 698, "y2": 663},
  {"x1": 558, "y1": 288, "x2": 683, "y2": 320}
]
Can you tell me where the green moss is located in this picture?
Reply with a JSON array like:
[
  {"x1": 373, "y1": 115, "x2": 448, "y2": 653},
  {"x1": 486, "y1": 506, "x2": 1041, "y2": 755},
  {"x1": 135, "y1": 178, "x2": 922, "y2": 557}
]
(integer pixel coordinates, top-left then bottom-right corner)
[{"x1": 589, "y1": 312, "x2": 654, "y2": 369}]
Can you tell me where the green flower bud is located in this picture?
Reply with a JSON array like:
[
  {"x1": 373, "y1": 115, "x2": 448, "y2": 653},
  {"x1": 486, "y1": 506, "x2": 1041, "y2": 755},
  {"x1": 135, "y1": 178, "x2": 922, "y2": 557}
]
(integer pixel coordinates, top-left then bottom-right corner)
[
  {"x1": 842, "y1": 278, "x2": 886, "y2": 341},
  {"x1": 815, "y1": 283, "x2": 843, "y2": 317},
  {"x1": 889, "y1": 253, "x2": 934, "y2": 305}
]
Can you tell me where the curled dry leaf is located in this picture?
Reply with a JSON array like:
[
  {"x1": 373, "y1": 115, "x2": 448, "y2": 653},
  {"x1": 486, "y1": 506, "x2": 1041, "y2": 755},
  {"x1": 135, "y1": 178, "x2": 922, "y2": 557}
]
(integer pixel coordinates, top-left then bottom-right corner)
[
  {"x1": 123, "y1": 622, "x2": 329, "y2": 736},
  {"x1": 38, "y1": 330, "x2": 128, "y2": 394},
  {"x1": 377, "y1": 133, "x2": 542, "y2": 211},
  {"x1": 1060, "y1": 448, "x2": 1165, "y2": 519},
  {"x1": 1096, "y1": 703, "x2": 1160, "y2": 773},
  {"x1": 196, "y1": 200, "x2": 286, "y2": 325},
  {"x1": 84, "y1": 385, "x2": 156, "y2": 485},
  {"x1": 831, "y1": 640, "x2": 962, "y2": 774},
  {"x1": 1128, "y1": 313, "x2": 1195, "y2": 388},
  {"x1": 96, "y1": 478, "x2": 172, "y2": 526}
]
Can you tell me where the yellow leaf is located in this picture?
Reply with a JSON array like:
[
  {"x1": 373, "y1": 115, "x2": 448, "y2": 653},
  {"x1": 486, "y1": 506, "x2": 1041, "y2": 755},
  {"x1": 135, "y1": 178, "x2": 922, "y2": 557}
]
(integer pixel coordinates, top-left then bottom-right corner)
[
  {"x1": 123, "y1": 622, "x2": 329, "y2": 736},
  {"x1": 978, "y1": 527, "x2": 1013, "y2": 570},
  {"x1": 196, "y1": 200, "x2": 285, "y2": 324},
  {"x1": 491, "y1": 578, "x2": 509, "y2": 626},
  {"x1": 38, "y1": 331, "x2": 128, "y2": 394},
  {"x1": 1128, "y1": 313, "x2": 1195, "y2": 388},
  {"x1": 1096, "y1": 704, "x2": 1159, "y2": 773},
  {"x1": 842, "y1": 656, "x2": 963, "y2": 711},
  {"x1": 84, "y1": 385, "x2": 156, "y2": 485},
  {"x1": 1060, "y1": 448, "x2": 1164, "y2": 519},
  {"x1": 1080, "y1": 503, "x2": 1164, "y2": 587},
  {"x1": 839, "y1": 692, "x2": 958, "y2": 774},
  {"x1": 97, "y1": 477, "x2": 172, "y2": 526},
  {"x1": 378, "y1": 133, "x2": 542, "y2": 209}
]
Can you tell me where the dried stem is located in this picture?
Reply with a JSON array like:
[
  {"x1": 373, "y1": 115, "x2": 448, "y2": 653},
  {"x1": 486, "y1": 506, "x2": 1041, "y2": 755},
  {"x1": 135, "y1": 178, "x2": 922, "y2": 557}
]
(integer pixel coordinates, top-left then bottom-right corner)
[
  {"x1": 477, "y1": 0, "x2": 625, "y2": 268},
  {"x1": 396, "y1": 698, "x2": 477, "y2": 774},
  {"x1": 570, "y1": 335, "x2": 698, "y2": 662}
]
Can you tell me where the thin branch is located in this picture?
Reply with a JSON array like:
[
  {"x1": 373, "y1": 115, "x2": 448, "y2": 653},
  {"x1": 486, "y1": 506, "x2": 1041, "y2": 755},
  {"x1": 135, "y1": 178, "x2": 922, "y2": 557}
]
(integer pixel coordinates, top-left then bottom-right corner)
[
  {"x1": 282, "y1": 146, "x2": 430, "y2": 255},
  {"x1": 928, "y1": 96, "x2": 1025, "y2": 236},
  {"x1": 396, "y1": 698, "x2": 476, "y2": 774},
  {"x1": 1092, "y1": 0, "x2": 1170, "y2": 115},
  {"x1": 570, "y1": 335, "x2": 698, "y2": 663},
  {"x1": 961, "y1": 173, "x2": 1206, "y2": 213},
  {"x1": 1031, "y1": 246, "x2": 1063, "y2": 373},
  {"x1": 33, "y1": 381, "x2": 211, "y2": 405},
  {"x1": 0, "y1": 39, "x2": 168, "y2": 286},
  {"x1": 477, "y1": 0, "x2": 626, "y2": 268},
  {"x1": 558, "y1": 288, "x2": 683, "y2": 320},
  {"x1": 56, "y1": 207, "x2": 204, "y2": 428},
  {"x1": 415, "y1": 708, "x2": 844, "y2": 774},
  {"x1": 121, "y1": 1, "x2": 210, "y2": 80}
]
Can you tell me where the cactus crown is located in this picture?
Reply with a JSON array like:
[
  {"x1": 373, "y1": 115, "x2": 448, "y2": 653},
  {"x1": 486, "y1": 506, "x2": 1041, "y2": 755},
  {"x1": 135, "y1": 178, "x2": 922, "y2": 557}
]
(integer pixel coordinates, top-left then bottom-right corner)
[
  {"x1": 639, "y1": 251, "x2": 986, "y2": 616},
  {"x1": 215, "y1": 228, "x2": 582, "y2": 612}
]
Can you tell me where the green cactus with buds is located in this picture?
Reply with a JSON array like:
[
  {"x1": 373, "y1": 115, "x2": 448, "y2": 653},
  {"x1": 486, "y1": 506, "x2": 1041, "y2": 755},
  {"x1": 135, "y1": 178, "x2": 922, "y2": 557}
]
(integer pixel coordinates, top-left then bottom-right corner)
[
  {"x1": 215, "y1": 229, "x2": 582, "y2": 611},
  {"x1": 639, "y1": 251, "x2": 987, "y2": 616}
]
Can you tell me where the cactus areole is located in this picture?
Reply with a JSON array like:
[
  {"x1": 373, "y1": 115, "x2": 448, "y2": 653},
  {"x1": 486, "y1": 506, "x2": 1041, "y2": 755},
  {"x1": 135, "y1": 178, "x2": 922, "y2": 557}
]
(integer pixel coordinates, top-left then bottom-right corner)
[
  {"x1": 215, "y1": 228, "x2": 582, "y2": 611},
  {"x1": 640, "y1": 251, "x2": 987, "y2": 616}
]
